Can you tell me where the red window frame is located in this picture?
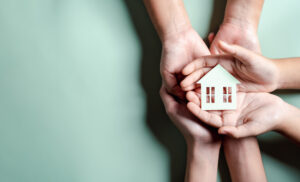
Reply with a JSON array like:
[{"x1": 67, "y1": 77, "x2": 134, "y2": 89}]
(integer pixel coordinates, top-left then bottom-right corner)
[
  {"x1": 223, "y1": 86, "x2": 232, "y2": 103},
  {"x1": 206, "y1": 87, "x2": 215, "y2": 103}
]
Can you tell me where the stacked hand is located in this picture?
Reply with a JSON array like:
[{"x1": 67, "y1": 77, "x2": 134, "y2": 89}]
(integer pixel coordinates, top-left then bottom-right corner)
[
  {"x1": 181, "y1": 40, "x2": 300, "y2": 140},
  {"x1": 180, "y1": 41, "x2": 279, "y2": 93},
  {"x1": 161, "y1": 27, "x2": 210, "y2": 99},
  {"x1": 145, "y1": 0, "x2": 300, "y2": 181}
]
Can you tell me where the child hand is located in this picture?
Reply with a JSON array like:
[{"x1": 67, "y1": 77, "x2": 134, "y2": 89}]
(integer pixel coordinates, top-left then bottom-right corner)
[
  {"x1": 180, "y1": 41, "x2": 279, "y2": 93},
  {"x1": 186, "y1": 91, "x2": 296, "y2": 138}
]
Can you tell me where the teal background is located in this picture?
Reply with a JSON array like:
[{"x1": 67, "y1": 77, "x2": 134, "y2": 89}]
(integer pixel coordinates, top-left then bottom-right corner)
[{"x1": 0, "y1": 0, "x2": 300, "y2": 181}]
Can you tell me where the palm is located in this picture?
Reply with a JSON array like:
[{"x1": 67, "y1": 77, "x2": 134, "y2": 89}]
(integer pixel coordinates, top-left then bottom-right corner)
[
  {"x1": 161, "y1": 28, "x2": 210, "y2": 98},
  {"x1": 160, "y1": 87, "x2": 219, "y2": 144},
  {"x1": 210, "y1": 22, "x2": 260, "y2": 54},
  {"x1": 187, "y1": 92, "x2": 284, "y2": 131},
  {"x1": 234, "y1": 93, "x2": 284, "y2": 130}
]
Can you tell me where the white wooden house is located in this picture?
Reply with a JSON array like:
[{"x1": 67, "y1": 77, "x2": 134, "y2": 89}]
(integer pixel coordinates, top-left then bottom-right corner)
[{"x1": 197, "y1": 64, "x2": 240, "y2": 110}]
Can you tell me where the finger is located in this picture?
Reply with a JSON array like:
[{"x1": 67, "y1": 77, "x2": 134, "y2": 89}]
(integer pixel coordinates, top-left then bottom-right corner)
[
  {"x1": 159, "y1": 86, "x2": 177, "y2": 113},
  {"x1": 210, "y1": 40, "x2": 220, "y2": 55},
  {"x1": 183, "y1": 83, "x2": 201, "y2": 92},
  {"x1": 186, "y1": 91, "x2": 200, "y2": 106},
  {"x1": 182, "y1": 84, "x2": 197, "y2": 92},
  {"x1": 218, "y1": 124, "x2": 258, "y2": 138},
  {"x1": 182, "y1": 59, "x2": 206, "y2": 75},
  {"x1": 208, "y1": 32, "x2": 215, "y2": 45},
  {"x1": 181, "y1": 68, "x2": 210, "y2": 90},
  {"x1": 187, "y1": 102, "x2": 222, "y2": 128},
  {"x1": 162, "y1": 71, "x2": 185, "y2": 99},
  {"x1": 183, "y1": 55, "x2": 230, "y2": 76},
  {"x1": 218, "y1": 41, "x2": 257, "y2": 66}
]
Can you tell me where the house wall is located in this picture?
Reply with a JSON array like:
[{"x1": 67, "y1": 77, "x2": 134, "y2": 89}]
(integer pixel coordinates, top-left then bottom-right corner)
[{"x1": 201, "y1": 84, "x2": 237, "y2": 110}]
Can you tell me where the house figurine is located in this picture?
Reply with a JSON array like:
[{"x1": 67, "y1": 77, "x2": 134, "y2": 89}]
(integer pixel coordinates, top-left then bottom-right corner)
[{"x1": 197, "y1": 64, "x2": 240, "y2": 110}]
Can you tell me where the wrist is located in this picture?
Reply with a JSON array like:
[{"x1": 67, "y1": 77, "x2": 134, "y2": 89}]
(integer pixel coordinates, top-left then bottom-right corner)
[
  {"x1": 162, "y1": 25, "x2": 194, "y2": 46},
  {"x1": 223, "y1": 137, "x2": 267, "y2": 182},
  {"x1": 222, "y1": 17, "x2": 257, "y2": 33},
  {"x1": 223, "y1": 136, "x2": 255, "y2": 151},
  {"x1": 187, "y1": 140, "x2": 221, "y2": 164},
  {"x1": 224, "y1": 0, "x2": 264, "y2": 32},
  {"x1": 161, "y1": 23, "x2": 192, "y2": 43},
  {"x1": 276, "y1": 104, "x2": 300, "y2": 134},
  {"x1": 186, "y1": 141, "x2": 220, "y2": 181},
  {"x1": 187, "y1": 139, "x2": 221, "y2": 152},
  {"x1": 268, "y1": 59, "x2": 282, "y2": 91}
]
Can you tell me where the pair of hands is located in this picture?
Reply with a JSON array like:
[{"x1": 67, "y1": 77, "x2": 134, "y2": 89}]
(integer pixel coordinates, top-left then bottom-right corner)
[{"x1": 160, "y1": 21, "x2": 288, "y2": 144}]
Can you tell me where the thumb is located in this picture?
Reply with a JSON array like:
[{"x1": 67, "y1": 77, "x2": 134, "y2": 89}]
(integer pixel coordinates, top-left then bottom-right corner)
[
  {"x1": 161, "y1": 71, "x2": 185, "y2": 99},
  {"x1": 218, "y1": 41, "x2": 256, "y2": 66},
  {"x1": 218, "y1": 125, "x2": 257, "y2": 138},
  {"x1": 208, "y1": 32, "x2": 215, "y2": 45}
]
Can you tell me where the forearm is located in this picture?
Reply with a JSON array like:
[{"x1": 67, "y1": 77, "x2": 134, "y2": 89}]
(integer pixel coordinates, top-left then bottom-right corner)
[
  {"x1": 185, "y1": 142, "x2": 220, "y2": 182},
  {"x1": 277, "y1": 104, "x2": 300, "y2": 143},
  {"x1": 143, "y1": 0, "x2": 191, "y2": 41},
  {"x1": 224, "y1": 0, "x2": 264, "y2": 30},
  {"x1": 223, "y1": 137, "x2": 267, "y2": 182},
  {"x1": 273, "y1": 58, "x2": 300, "y2": 89}
]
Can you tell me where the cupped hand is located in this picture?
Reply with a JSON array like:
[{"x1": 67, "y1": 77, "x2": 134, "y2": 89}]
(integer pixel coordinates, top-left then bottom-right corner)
[
  {"x1": 186, "y1": 91, "x2": 293, "y2": 138},
  {"x1": 180, "y1": 42, "x2": 279, "y2": 93},
  {"x1": 161, "y1": 27, "x2": 210, "y2": 99},
  {"x1": 160, "y1": 86, "x2": 220, "y2": 145}
]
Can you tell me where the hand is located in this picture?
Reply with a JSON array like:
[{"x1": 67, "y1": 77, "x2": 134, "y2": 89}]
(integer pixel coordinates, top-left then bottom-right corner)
[
  {"x1": 161, "y1": 27, "x2": 210, "y2": 99},
  {"x1": 180, "y1": 42, "x2": 280, "y2": 92},
  {"x1": 209, "y1": 19, "x2": 260, "y2": 54},
  {"x1": 159, "y1": 86, "x2": 220, "y2": 146},
  {"x1": 186, "y1": 91, "x2": 296, "y2": 139}
]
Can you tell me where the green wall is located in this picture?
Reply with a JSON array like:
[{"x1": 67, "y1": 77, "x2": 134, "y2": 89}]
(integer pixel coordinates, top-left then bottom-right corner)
[{"x1": 0, "y1": 0, "x2": 299, "y2": 181}]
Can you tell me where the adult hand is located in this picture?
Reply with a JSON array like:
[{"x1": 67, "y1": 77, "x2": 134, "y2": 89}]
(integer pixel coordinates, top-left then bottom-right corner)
[
  {"x1": 160, "y1": 85, "x2": 221, "y2": 182},
  {"x1": 209, "y1": 21, "x2": 260, "y2": 54},
  {"x1": 161, "y1": 27, "x2": 210, "y2": 99},
  {"x1": 180, "y1": 42, "x2": 279, "y2": 93},
  {"x1": 160, "y1": 86, "x2": 220, "y2": 145},
  {"x1": 209, "y1": 0, "x2": 264, "y2": 54}
]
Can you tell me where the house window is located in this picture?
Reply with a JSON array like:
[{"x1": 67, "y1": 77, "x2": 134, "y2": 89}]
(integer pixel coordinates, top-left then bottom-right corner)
[
  {"x1": 223, "y1": 87, "x2": 232, "y2": 103},
  {"x1": 206, "y1": 87, "x2": 215, "y2": 103}
]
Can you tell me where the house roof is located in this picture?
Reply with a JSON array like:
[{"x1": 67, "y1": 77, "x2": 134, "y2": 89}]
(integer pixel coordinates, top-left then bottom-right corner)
[{"x1": 197, "y1": 64, "x2": 240, "y2": 85}]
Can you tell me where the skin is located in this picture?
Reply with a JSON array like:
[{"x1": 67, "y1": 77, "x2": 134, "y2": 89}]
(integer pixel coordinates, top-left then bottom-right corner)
[
  {"x1": 144, "y1": 1, "x2": 217, "y2": 181},
  {"x1": 186, "y1": 91, "x2": 300, "y2": 143},
  {"x1": 209, "y1": 0, "x2": 264, "y2": 54},
  {"x1": 145, "y1": 0, "x2": 267, "y2": 181},
  {"x1": 160, "y1": 86, "x2": 220, "y2": 182},
  {"x1": 180, "y1": 41, "x2": 280, "y2": 92},
  {"x1": 203, "y1": 1, "x2": 267, "y2": 181},
  {"x1": 144, "y1": 0, "x2": 210, "y2": 99}
]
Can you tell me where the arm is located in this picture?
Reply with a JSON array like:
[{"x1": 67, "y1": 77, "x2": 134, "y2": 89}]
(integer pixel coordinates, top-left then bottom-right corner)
[
  {"x1": 160, "y1": 87, "x2": 220, "y2": 182},
  {"x1": 274, "y1": 58, "x2": 300, "y2": 89},
  {"x1": 185, "y1": 141, "x2": 220, "y2": 182},
  {"x1": 143, "y1": 0, "x2": 191, "y2": 41},
  {"x1": 144, "y1": 0, "x2": 210, "y2": 98},
  {"x1": 277, "y1": 104, "x2": 300, "y2": 142},
  {"x1": 223, "y1": 137, "x2": 267, "y2": 182},
  {"x1": 210, "y1": 0, "x2": 264, "y2": 54},
  {"x1": 224, "y1": 0, "x2": 264, "y2": 31},
  {"x1": 214, "y1": 92, "x2": 300, "y2": 144}
]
